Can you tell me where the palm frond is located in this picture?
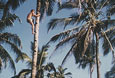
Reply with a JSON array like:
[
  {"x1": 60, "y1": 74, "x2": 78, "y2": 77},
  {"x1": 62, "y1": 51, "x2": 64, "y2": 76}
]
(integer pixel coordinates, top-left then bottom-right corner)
[
  {"x1": 55, "y1": 32, "x2": 78, "y2": 50},
  {"x1": 102, "y1": 20, "x2": 115, "y2": 29},
  {"x1": 48, "y1": 10, "x2": 88, "y2": 32},
  {"x1": 45, "y1": 63, "x2": 56, "y2": 73},
  {"x1": 0, "y1": 37, "x2": 23, "y2": 59},
  {"x1": 41, "y1": 44, "x2": 49, "y2": 52},
  {"x1": 105, "y1": 64, "x2": 115, "y2": 78},
  {"x1": 102, "y1": 28, "x2": 115, "y2": 56},
  {"x1": 16, "y1": 52, "x2": 32, "y2": 63},
  {"x1": 58, "y1": 1, "x2": 79, "y2": 11},
  {"x1": 57, "y1": 0, "x2": 62, "y2": 8},
  {"x1": 101, "y1": 29, "x2": 115, "y2": 58},
  {"x1": 48, "y1": 26, "x2": 79, "y2": 43},
  {"x1": 105, "y1": 26, "x2": 115, "y2": 33},
  {"x1": 48, "y1": 17, "x2": 73, "y2": 31},
  {"x1": 107, "y1": 5, "x2": 115, "y2": 16},
  {"x1": 73, "y1": 33, "x2": 87, "y2": 64},
  {"x1": 82, "y1": 27, "x2": 92, "y2": 57},
  {"x1": 61, "y1": 42, "x2": 77, "y2": 65},
  {"x1": 40, "y1": 0, "x2": 55, "y2": 20},
  {"x1": 12, "y1": 69, "x2": 31, "y2": 78},
  {"x1": 0, "y1": 45, "x2": 16, "y2": 75},
  {"x1": 37, "y1": 50, "x2": 47, "y2": 68},
  {"x1": 0, "y1": 13, "x2": 21, "y2": 31},
  {"x1": 46, "y1": 0, "x2": 55, "y2": 16},
  {"x1": 0, "y1": 32, "x2": 22, "y2": 48},
  {"x1": 65, "y1": 72, "x2": 72, "y2": 76},
  {"x1": 7, "y1": 0, "x2": 26, "y2": 10},
  {"x1": 69, "y1": 10, "x2": 88, "y2": 25},
  {"x1": 2, "y1": 0, "x2": 26, "y2": 18}
]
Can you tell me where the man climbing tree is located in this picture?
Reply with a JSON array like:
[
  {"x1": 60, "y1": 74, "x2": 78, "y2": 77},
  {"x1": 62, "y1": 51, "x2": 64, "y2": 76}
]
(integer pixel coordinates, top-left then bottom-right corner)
[{"x1": 27, "y1": 9, "x2": 40, "y2": 34}]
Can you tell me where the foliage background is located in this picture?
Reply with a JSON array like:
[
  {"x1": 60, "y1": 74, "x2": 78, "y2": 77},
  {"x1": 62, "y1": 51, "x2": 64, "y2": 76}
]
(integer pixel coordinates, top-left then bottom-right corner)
[{"x1": 0, "y1": 0, "x2": 113, "y2": 78}]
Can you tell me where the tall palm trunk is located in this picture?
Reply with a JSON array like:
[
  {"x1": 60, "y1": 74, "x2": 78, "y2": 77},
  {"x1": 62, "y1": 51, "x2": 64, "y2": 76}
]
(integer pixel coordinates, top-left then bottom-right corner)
[
  {"x1": 31, "y1": 0, "x2": 41, "y2": 78},
  {"x1": 96, "y1": 32, "x2": 100, "y2": 78},
  {"x1": 89, "y1": 64, "x2": 92, "y2": 78}
]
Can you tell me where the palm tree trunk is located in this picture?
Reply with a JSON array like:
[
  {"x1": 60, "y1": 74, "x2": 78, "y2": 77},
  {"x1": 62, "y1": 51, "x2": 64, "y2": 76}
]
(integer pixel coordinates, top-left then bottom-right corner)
[
  {"x1": 95, "y1": 32, "x2": 101, "y2": 78},
  {"x1": 31, "y1": 0, "x2": 41, "y2": 78},
  {"x1": 90, "y1": 64, "x2": 92, "y2": 78}
]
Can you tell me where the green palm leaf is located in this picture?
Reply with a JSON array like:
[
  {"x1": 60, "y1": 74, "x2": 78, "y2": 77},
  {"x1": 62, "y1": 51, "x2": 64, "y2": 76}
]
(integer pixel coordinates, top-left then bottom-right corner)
[
  {"x1": 48, "y1": 17, "x2": 73, "y2": 31},
  {"x1": 2, "y1": 0, "x2": 26, "y2": 18},
  {"x1": 16, "y1": 53, "x2": 31, "y2": 63},
  {"x1": 61, "y1": 42, "x2": 77, "y2": 65},
  {"x1": 55, "y1": 32, "x2": 78, "y2": 50},
  {"x1": 0, "y1": 32, "x2": 22, "y2": 47},
  {"x1": 48, "y1": 10, "x2": 88, "y2": 32},
  {"x1": 58, "y1": 1, "x2": 79, "y2": 11},
  {"x1": 102, "y1": 29, "x2": 115, "y2": 56},
  {"x1": 48, "y1": 26, "x2": 79, "y2": 44},
  {"x1": 39, "y1": 0, "x2": 56, "y2": 20},
  {"x1": 105, "y1": 64, "x2": 115, "y2": 78},
  {"x1": 12, "y1": 69, "x2": 31, "y2": 78},
  {"x1": 0, "y1": 13, "x2": 21, "y2": 31},
  {"x1": 5, "y1": 0, "x2": 26, "y2": 10},
  {"x1": 107, "y1": 5, "x2": 115, "y2": 16},
  {"x1": 82, "y1": 27, "x2": 92, "y2": 57},
  {"x1": 0, "y1": 45, "x2": 16, "y2": 75},
  {"x1": 0, "y1": 37, "x2": 22, "y2": 59},
  {"x1": 102, "y1": 20, "x2": 115, "y2": 28}
]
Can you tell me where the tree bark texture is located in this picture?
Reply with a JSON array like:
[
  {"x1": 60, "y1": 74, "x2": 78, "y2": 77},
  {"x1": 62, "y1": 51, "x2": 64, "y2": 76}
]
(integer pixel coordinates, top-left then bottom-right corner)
[{"x1": 31, "y1": 0, "x2": 41, "y2": 78}]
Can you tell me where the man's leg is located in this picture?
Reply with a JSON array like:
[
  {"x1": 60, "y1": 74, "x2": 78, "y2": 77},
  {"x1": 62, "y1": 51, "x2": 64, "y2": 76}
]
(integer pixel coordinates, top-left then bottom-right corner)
[
  {"x1": 29, "y1": 19, "x2": 35, "y2": 34},
  {"x1": 31, "y1": 23, "x2": 34, "y2": 34}
]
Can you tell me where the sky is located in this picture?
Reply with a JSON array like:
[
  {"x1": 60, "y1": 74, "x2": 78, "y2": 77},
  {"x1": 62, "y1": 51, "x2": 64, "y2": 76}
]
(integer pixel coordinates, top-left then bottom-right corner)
[{"x1": 0, "y1": 0, "x2": 113, "y2": 78}]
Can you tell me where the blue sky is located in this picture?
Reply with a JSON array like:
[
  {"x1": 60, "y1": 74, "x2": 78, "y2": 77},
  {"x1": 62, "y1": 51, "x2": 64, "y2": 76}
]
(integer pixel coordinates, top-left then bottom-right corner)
[{"x1": 0, "y1": 0, "x2": 113, "y2": 78}]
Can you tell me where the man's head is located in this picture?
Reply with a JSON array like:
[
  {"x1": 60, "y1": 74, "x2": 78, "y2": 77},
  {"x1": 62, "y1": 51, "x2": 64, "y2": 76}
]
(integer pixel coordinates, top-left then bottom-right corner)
[{"x1": 31, "y1": 9, "x2": 35, "y2": 12}]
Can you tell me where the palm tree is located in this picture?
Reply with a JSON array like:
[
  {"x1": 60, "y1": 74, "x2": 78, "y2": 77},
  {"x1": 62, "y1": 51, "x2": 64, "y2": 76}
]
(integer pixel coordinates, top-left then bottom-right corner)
[
  {"x1": 15, "y1": 43, "x2": 49, "y2": 78},
  {"x1": 0, "y1": 0, "x2": 26, "y2": 29},
  {"x1": 0, "y1": 32, "x2": 23, "y2": 75},
  {"x1": 32, "y1": 0, "x2": 60, "y2": 78},
  {"x1": 47, "y1": 0, "x2": 115, "y2": 78},
  {"x1": 46, "y1": 63, "x2": 72, "y2": 78},
  {"x1": 0, "y1": 0, "x2": 26, "y2": 75},
  {"x1": 0, "y1": 0, "x2": 21, "y2": 31}
]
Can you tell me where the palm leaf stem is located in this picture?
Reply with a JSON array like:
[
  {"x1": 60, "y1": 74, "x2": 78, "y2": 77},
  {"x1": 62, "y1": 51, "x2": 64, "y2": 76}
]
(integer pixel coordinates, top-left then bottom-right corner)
[
  {"x1": 38, "y1": 52, "x2": 44, "y2": 71},
  {"x1": 61, "y1": 42, "x2": 77, "y2": 65},
  {"x1": 105, "y1": 26, "x2": 115, "y2": 33},
  {"x1": 97, "y1": 0, "x2": 109, "y2": 14},
  {"x1": 101, "y1": 29, "x2": 115, "y2": 59}
]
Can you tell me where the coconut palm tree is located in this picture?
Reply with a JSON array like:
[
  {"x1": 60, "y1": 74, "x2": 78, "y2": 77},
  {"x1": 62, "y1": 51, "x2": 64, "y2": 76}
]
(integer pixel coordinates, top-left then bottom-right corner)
[
  {"x1": 32, "y1": 0, "x2": 61, "y2": 78},
  {"x1": 0, "y1": 32, "x2": 23, "y2": 75},
  {"x1": 46, "y1": 63, "x2": 72, "y2": 78},
  {"x1": 0, "y1": 0, "x2": 26, "y2": 75},
  {"x1": 0, "y1": 0, "x2": 26, "y2": 29},
  {"x1": 47, "y1": 0, "x2": 115, "y2": 78},
  {"x1": 15, "y1": 42, "x2": 49, "y2": 78},
  {"x1": 0, "y1": 1, "x2": 21, "y2": 31}
]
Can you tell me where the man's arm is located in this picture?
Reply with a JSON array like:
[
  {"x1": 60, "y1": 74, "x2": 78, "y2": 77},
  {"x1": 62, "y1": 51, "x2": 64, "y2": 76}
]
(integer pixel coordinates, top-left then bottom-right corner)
[{"x1": 33, "y1": 12, "x2": 40, "y2": 17}]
